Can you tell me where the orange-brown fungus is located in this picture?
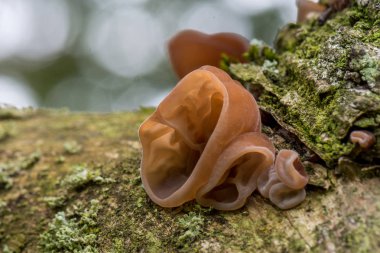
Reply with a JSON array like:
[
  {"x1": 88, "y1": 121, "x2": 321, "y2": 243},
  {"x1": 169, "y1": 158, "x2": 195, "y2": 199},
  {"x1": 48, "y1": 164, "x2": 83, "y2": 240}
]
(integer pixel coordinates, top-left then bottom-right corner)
[
  {"x1": 258, "y1": 150, "x2": 308, "y2": 209},
  {"x1": 275, "y1": 149, "x2": 309, "y2": 190},
  {"x1": 350, "y1": 130, "x2": 376, "y2": 149},
  {"x1": 296, "y1": 0, "x2": 326, "y2": 22},
  {"x1": 168, "y1": 29, "x2": 249, "y2": 78},
  {"x1": 139, "y1": 66, "x2": 309, "y2": 210},
  {"x1": 139, "y1": 66, "x2": 275, "y2": 210}
]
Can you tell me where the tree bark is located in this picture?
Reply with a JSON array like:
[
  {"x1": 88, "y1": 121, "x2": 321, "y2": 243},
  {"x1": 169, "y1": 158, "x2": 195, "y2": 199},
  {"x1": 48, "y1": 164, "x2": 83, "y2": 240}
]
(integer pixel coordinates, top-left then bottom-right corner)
[{"x1": 1, "y1": 1, "x2": 379, "y2": 253}]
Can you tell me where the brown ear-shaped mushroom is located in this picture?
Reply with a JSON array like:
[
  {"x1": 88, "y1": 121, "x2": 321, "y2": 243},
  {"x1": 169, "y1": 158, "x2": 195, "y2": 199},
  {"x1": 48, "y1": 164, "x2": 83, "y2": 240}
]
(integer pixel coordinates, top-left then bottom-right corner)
[
  {"x1": 139, "y1": 66, "x2": 265, "y2": 209},
  {"x1": 349, "y1": 130, "x2": 376, "y2": 149},
  {"x1": 168, "y1": 30, "x2": 250, "y2": 78},
  {"x1": 196, "y1": 132, "x2": 275, "y2": 210},
  {"x1": 296, "y1": 0, "x2": 326, "y2": 23},
  {"x1": 257, "y1": 149, "x2": 308, "y2": 209}
]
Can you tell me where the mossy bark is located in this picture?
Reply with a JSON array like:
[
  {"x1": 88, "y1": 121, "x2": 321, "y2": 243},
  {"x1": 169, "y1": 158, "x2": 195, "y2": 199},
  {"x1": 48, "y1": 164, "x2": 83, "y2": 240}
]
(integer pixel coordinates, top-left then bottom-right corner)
[
  {"x1": 0, "y1": 110, "x2": 378, "y2": 253},
  {"x1": 227, "y1": 0, "x2": 380, "y2": 168},
  {"x1": 1, "y1": 1, "x2": 380, "y2": 253}
]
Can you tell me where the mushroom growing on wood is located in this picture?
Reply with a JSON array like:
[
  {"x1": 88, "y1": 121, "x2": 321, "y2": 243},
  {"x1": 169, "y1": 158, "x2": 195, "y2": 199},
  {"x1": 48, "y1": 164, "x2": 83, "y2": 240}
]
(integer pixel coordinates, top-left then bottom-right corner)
[
  {"x1": 168, "y1": 30, "x2": 249, "y2": 78},
  {"x1": 195, "y1": 132, "x2": 276, "y2": 210},
  {"x1": 275, "y1": 149, "x2": 309, "y2": 190},
  {"x1": 258, "y1": 150, "x2": 308, "y2": 209},
  {"x1": 139, "y1": 66, "x2": 275, "y2": 210},
  {"x1": 350, "y1": 130, "x2": 376, "y2": 149},
  {"x1": 139, "y1": 66, "x2": 309, "y2": 210}
]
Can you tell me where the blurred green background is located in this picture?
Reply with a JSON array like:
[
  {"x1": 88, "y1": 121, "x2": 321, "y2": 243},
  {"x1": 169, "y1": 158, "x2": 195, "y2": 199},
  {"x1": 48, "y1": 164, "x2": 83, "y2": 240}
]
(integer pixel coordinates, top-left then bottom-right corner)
[{"x1": 0, "y1": 0, "x2": 297, "y2": 111}]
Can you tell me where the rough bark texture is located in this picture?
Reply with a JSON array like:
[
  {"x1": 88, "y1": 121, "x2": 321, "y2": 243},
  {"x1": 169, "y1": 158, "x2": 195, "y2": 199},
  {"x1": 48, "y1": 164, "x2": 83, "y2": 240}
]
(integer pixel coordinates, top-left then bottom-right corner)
[
  {"x1": 227, "y1": 0, "x2": 380, "y2": 168},
  {"x1": 1, "y1": 1, "x2": 380, "y2": 253}
]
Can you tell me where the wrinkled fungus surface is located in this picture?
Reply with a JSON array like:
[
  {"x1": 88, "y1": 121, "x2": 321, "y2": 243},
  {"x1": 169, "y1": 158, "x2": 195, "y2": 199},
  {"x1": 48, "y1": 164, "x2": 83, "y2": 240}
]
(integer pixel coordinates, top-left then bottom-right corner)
[
  {"x1": 258, "y1": 150, "x2": 308, "y2": 209},
  {"x1": 139, "y1": 66, "x2": 309, "y2": 210},
  {"x1": 168, "y1": 30, "x2": 249, "y2": 78}
]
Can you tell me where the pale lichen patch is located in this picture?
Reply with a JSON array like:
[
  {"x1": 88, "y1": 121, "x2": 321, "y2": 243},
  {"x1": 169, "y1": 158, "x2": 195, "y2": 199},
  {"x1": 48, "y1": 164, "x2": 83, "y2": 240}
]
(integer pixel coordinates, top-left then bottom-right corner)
[{"x1": 38, "y1": 199, "x2": 100, "y2": 253}]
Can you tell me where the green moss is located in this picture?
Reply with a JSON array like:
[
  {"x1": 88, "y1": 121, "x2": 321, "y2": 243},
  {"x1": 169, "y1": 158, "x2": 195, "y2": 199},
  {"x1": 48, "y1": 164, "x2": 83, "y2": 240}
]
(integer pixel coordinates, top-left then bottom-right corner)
[
  {"x1": 314, "y1": 214, "x2": 380, "y2": 253},
  {"x1": 288, "y1": 238, "x2": 307, "y2": 252},
  {"x1": 229, "y1": 2, "x2": 380, "y2": 166},
  {"x1": 111, "y1": 238, "x2": 125, "y2": 253},
  {"x1": 275, "y1": 23, "x2": 309, "y2": 53},
  {"x1": 354, "y1": 116, "x2": 378, "y2": 128},
  {"x1": 245, "y1": 39, "x2": 278, "y2": 65},
  {"x1": 38, "y1": 199, "x2": 100, "y2": 253}
]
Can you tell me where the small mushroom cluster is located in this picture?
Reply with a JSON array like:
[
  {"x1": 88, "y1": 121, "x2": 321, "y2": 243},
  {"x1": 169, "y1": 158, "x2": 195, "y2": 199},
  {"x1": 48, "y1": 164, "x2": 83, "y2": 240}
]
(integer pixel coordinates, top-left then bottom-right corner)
[
  {"x1": 139, "y1": 65, "x2": 309, "y2": 210},
  {"x1": 258, "y1": 150, "x2": 308, "y2": 209},
  {"x1": 139, "y1": 9, "x2": 376, "y2": 210}
]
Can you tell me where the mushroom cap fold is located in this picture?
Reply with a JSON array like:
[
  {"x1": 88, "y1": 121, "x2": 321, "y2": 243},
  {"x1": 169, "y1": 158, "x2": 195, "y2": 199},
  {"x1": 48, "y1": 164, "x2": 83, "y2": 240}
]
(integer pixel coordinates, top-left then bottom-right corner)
[
  {"x1": 168, "y1": 30, "x2": 249, "y2": 78},
  {"x1": 275, "y1": 149, "x2": 309, "y2": 190},
  {"x1": 257, "y1": 149, "x2": 308, "y2": 209},
  {"x1": 196, "y1": 132, "x2": 275, "y2": 211},
  {"x1": 139, "y1": 66, "x2": 264, "y2": 209},
  {"x1": 349, "y1": 130, "x2": 376, "y2": 149},
  {"x1": 257, "y1": 166, "x2": 280, "y2": 198},
  {"x1": 269, "y1": 183, "x2": 306, "y2": 210}
]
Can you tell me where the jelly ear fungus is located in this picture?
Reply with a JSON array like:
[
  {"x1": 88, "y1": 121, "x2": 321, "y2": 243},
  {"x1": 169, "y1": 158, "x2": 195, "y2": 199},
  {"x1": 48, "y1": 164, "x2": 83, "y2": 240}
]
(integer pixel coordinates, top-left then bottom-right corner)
[
  {"x1": 168, "y1": 30, "x2": 249, "y2": 78},
  {"x1": 139, "y1": 66, "x2": 309, "y2": 210}
]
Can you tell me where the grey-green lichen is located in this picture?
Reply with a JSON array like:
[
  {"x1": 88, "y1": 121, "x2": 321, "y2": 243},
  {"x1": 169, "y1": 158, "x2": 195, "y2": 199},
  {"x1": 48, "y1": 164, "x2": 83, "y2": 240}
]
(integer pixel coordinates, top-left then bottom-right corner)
[
  {"x1": 177, "y1": 212, "x2": 205, "y2": 249},
  {"x1": 43, "y1": 196, "x2": 68, "y2": 209},
  {"x1": 0, "y1": 124, "x2": 11, "y2": 142},
  {"x1": 314, "y1": 213, "x2": 380, "y2": 253},
  {"x1": 61, "y1": 164, "x2": 115, "y2": 190},
  {"x1": 0, "y1": 166, "x2": 13, "y2": 190},
  {"x1": 38, "y1": 199, "x2": 100, "y2": 253},
  {"x1": 0, "y1": 151, "x2": 40, "y2": 190},
  {"x1": 64, "y1": 140, "x2": 82, "y2": 154}
]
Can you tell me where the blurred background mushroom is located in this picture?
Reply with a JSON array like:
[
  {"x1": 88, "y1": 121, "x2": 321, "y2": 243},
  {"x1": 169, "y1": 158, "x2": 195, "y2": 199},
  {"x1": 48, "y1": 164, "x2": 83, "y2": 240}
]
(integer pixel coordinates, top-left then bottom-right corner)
[{"x1": 0, "y1": 0, "x2": 298, "y2": 111}]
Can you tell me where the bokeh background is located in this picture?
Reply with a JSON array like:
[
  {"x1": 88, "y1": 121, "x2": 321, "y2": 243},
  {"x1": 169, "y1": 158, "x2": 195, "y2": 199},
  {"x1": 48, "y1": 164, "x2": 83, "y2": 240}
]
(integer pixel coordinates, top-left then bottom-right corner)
[{"x1": 0, "y1": 0, "x2": 297, "y2": 111}]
